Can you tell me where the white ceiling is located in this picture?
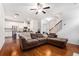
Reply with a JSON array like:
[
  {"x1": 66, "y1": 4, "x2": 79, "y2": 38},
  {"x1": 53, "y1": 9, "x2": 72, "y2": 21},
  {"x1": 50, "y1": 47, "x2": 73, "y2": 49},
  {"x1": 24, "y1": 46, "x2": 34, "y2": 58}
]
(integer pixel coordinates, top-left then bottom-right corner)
[{"x1": 2, "y1": 3, "x2": 79, "y2": 22}]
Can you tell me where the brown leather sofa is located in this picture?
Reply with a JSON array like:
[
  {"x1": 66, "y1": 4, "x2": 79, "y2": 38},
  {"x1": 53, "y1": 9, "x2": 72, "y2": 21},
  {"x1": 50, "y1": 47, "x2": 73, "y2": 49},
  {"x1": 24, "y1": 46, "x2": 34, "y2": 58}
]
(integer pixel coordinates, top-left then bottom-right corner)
[
  {"x1": 47, "y1": 33, "x2": 68, "y2": 48},
  {"x1": 19, "y1": 36, "x2": 46, "y2": 51},
  {"x1": 19, "y1": 32, "x2": 68, "y2": 51},
  {"x1": 19, "y1": 32, "x2": 46, "y2": 51},
  {"x1": 47, "y1": 38, "x2": 68, "y2": 48}
]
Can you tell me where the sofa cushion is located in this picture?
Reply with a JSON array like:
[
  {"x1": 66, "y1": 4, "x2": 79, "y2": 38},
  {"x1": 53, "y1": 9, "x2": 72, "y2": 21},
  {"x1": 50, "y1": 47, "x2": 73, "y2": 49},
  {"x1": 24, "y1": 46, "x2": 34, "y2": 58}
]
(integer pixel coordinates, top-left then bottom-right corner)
[
  {"x1": 48, "y1": 33, "x2": 57, "y2": 38},
  {"x1": 31, "y1": 33, "x2": 37, "y2": 39},
  {"x1": 36, "y1": 33, "x2": 44, "y2": 38},
  {"x1": 19, "y1": 32, "x2": 31, "y2": 40},
  {"x1": 37, "y1": 38, "x2": 46, "y2": 41},
  {"x1": 48, "y1": 38, "x2": 68, "y2": 42},
  {"x1": 26, "y1": 39, "x2": 38, "y2": 43}
]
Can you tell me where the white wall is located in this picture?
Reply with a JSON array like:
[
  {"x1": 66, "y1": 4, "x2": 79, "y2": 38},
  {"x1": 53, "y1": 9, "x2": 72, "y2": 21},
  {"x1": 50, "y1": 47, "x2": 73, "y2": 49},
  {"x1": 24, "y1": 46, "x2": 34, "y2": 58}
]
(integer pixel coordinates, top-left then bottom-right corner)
[
  {"x1": 41, "y1": 19, "x2": 49, "y2": 34},
  {"x1": 0, "y1": 4, "x2": 5, "y2": 48},
  {"x1": 30, "y1": 20, "x2": 34, "y2": 31},
  {"x1": 57, "y1": 6, "x2": 79, "y2": 45},
  {"x1": 32, "y1": 20, "x2": 38, "y2": 32}
]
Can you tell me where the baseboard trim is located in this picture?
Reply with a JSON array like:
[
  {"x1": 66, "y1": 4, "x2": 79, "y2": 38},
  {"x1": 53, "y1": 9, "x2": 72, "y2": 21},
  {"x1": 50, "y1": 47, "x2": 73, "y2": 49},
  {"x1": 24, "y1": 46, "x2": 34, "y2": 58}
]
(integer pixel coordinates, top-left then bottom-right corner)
[
  {"x1": 5, "y1": 36, "x2": 12, "y2": 38},
  {"x1": 68, "y1": 42, "x2": 79, "y2": 46}
]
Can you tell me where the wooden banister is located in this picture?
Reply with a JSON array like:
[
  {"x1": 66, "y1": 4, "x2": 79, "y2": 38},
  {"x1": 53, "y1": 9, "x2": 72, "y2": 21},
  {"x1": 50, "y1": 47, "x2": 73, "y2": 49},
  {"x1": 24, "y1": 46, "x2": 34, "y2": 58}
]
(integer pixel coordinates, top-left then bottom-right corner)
[{"x1": 49, "y1": 20, "x2": 62, "y2": 31}]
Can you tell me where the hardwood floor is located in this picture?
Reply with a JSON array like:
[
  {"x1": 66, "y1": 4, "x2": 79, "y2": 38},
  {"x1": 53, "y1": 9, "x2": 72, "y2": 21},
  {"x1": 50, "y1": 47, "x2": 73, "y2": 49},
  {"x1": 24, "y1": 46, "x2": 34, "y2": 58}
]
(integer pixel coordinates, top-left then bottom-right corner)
[{"x1": 0, "y1": 38, "x2": 79, "y2": 56}]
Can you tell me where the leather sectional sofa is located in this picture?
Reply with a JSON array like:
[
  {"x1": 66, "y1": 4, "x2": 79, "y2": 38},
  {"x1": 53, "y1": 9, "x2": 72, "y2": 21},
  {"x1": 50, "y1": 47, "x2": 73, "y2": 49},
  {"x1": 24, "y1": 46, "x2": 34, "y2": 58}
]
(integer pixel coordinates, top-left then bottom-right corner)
[
  {"x1": 19, "y1": 32, "x2": 68, "y2": 51},
  {"x1": 47, "y1": 38, "x2": 68, "y2": 48},
  {"x1": 19, "y1": 32, "x2": 46, "y2": 51},
  {"x1": 47, "y1": 33, "x2": 68, "y2": 48}
]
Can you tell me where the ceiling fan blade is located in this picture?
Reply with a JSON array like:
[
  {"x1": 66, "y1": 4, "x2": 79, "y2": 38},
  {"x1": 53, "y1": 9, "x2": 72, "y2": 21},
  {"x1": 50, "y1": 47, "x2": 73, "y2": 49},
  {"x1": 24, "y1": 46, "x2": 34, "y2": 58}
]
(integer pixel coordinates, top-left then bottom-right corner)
[
  {"x1": 42, "y1": 11, "x2": 46, "y2": 14},
  {"x1": 37, "y1": 3, "x2": 40, "y2": 6},
  {"x1": 36, "y1": 12, "x2": 38, "y2": 14},
  {"x1": 30, "y1": 9, "x2": 36, "y2": 10},
  {"x1": 43, "y1": 6, "x2": 50, "y2": 9}
]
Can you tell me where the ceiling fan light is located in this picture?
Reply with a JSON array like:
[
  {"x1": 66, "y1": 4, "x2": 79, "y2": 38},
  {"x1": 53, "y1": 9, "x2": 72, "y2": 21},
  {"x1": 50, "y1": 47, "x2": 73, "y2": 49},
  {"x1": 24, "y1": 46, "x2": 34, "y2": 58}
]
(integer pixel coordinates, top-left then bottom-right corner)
[{"x1": 38, "y1": 9, "x2": 43, "y2": 12}]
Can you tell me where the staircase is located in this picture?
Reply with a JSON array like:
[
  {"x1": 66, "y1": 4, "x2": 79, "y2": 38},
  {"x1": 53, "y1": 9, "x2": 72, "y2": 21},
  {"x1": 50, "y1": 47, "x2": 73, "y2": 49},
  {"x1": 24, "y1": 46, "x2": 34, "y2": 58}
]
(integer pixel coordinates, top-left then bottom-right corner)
[
  {"x1": 49, "y1": 20, "x2": 62, "y2": 33},
  {"x1": 48, "y1": 13, "x2": 63, "y2": 33}
]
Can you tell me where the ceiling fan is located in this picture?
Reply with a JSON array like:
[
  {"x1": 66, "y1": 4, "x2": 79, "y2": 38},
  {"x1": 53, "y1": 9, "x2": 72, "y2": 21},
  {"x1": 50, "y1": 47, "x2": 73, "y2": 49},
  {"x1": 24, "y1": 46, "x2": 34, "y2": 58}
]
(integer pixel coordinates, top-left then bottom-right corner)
[{"x1": 30, "y1": 3, "x2": 50, "y2": 14}]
